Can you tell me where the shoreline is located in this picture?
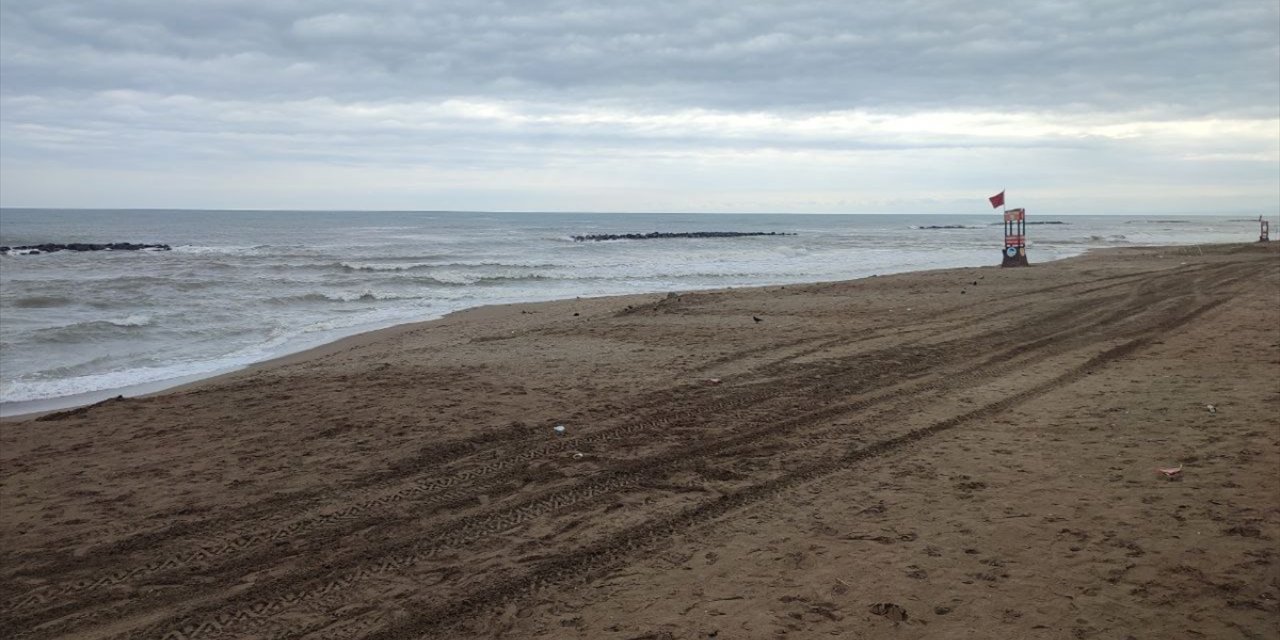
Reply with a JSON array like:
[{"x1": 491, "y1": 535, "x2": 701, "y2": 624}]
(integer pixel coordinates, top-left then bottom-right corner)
[
  {"x1": 1, "y1": 244, "x2": 1104, "y2": 420},
  {"x1": 3, "y1": 240, "x2": 1258, "y2": 420},
  {"x1": 0, "y1": 290, "x2": 697, "y2": 420},
  {"x1": 4, "y1": 211, "x2": 1270, "y2": 417}
]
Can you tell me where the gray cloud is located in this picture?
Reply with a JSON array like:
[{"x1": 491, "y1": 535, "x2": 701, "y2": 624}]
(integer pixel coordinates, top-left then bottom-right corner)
[
  {"x1": 4, "y1": 0, "x2": 1276, "y2": 114},
  {"x1": 1, "y1": 0, "x2": 1277, "y2": 212}
]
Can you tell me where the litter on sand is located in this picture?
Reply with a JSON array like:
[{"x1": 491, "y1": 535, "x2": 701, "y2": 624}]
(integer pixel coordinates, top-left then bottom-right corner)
[
  {"x1": 572, "y1": 452, "x2": 585, "y2": 460},
  {"x1": 706, "y1": 378, "x2": 722, "y2": 385},
  {"x1": 869, "y1": 602, "x2": 909, "y2": 622},
  {"x1": 1158, "y1": 464, "x2": 1183, "y2": 478},
  {"x1": 1206, "y1": 404, "x2": 1217, "y2": 414},
  {"x1": 553, "y1": 425, "x2": 566, "y2": 435}
]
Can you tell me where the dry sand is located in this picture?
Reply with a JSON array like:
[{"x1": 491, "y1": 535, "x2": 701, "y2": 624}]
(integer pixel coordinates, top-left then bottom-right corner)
[{"x1": 1, "y1": 243, "x2": 1277, "y2": 640}]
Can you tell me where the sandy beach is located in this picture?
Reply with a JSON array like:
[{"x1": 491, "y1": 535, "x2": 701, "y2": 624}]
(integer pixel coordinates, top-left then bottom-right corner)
[{"x1": 1, "y1": 242, "x2": 1277, "y2": 639}]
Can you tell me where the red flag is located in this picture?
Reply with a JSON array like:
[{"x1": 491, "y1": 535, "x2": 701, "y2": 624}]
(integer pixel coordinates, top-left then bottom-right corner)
[{"x1": 988, "y1": 191, "x2": 1005, "y2": 209}]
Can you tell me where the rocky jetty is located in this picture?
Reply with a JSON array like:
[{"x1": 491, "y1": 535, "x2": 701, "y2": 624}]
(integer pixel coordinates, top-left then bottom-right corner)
[
  {"x1": 571, "y1": 231, "x2": 794, "y2": 242},
  {"x1": 0, "y1": 242, "x2": 172, "y2": 255}
]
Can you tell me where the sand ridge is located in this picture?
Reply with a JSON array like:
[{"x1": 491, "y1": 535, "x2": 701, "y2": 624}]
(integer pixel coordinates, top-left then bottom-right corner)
[{"x1": 1, "y1": 243, "x2": 1277, "y2": 639}]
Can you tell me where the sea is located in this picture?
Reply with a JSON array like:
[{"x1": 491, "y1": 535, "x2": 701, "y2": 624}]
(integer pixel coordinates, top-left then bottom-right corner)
[{"x1": 0, "y1": 209, "x2": 1268, "y2": 416}]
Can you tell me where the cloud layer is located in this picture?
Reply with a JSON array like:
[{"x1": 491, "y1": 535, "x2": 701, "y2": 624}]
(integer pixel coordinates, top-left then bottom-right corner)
[{"x1": 2, "y1": 0, "x2": 1277, "y2": 212}]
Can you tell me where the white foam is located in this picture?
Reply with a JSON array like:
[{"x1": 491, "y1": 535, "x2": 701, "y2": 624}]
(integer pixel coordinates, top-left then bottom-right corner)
[{"x1": 106, "y1": 314, "x2": 153, "y2": 327}]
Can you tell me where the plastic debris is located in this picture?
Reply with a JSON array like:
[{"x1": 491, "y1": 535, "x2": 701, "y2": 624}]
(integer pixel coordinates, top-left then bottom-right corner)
[
  {"x1": 553, "y1": 425, "x2": 566, "y2": 435},
  {"x1": 1206, "y1": 404, "x2": 1217, "y2": 414},
  {"x1": 706, "y1": 378, "x2": 722, "y2": 385},
  {"x1": 1158, "y1": 464, "x2": 1183, "y2": 478},
  {"x1": 869, "y1": 602, "x2": 909, "y2": 622},
  {"x1": 572, "y1": 452, "x2": 585, "y2": 460}
]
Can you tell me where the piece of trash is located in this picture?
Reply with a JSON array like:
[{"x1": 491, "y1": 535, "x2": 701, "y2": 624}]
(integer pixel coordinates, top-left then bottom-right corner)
[
  {"x1": 1158, "y1": 464, "x2": 1183, "y2": 478},
  {"x1": 553, "y1": 425, "x2": 566, "y2": 435},
  {"x1": 572, "y1": 452, "x2": 585, "y2": 460},
  {"x1": 706, "y1": 378, "x2": 722, "y2": 385},
  {"x1": 1205, "y1": 404, "x2": 1217, "y2": 414},
  {"x1": 869, "y1": 602, "x2": 908, "y2": 622}
]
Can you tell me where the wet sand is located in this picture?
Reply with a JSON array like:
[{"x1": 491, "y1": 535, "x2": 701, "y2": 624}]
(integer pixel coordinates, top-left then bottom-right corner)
[{"x1": 1, "y1": 243, "x2": 1277, "y2": 639}]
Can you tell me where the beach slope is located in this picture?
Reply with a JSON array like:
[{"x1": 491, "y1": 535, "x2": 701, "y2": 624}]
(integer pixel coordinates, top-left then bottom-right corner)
[{"x1": 2, "y1": 243, "x2": 1277, "y2": 639}]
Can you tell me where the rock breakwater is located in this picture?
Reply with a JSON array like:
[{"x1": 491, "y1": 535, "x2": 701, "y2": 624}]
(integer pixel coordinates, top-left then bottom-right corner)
[
  {"x1": 0, "y1": 242, "x2": 172, "y2": 255},
  {"x1": 571, "y1": 231, "x2": 794, "y2": 242}
]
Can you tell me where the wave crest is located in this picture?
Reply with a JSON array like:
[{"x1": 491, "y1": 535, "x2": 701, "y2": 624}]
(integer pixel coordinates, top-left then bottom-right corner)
[
  {"x1": 29, "y1": 315, "x2": 154, "y2": 344},
  {"x1": 270, "y1": 292, "x2": 427, "y2": 304}
]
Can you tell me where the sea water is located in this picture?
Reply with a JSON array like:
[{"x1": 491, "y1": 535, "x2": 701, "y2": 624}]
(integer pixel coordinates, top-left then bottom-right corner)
[{"x1": 0, "y1": 209, "x2": 1264, "y2": 414}]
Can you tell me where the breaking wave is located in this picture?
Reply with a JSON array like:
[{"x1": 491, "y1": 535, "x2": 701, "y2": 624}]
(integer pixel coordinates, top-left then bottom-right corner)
[
  {"x1": 270, "y1": 292, "x2": 429, "y2": 304},
  {"x1": 337, "y1": 262, "x2": 437, "y2": 273},
  {"x1": 334, "y1": 260, "x2": 560, "y2": 273},
  {"x1": 28, "y1": 315, "x2": 155, "y2": 344}
]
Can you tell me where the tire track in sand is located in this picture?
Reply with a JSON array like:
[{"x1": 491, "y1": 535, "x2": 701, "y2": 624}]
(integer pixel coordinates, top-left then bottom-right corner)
[
  {"x1": 4, "y1": 259, "x2": 1260, "y2": 640},
  {"x1": 100, "y1": 285, "x2": 1233, "y2": 640}
]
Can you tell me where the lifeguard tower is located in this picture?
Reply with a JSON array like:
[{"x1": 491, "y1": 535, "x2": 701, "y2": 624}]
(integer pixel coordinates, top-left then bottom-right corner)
[{"x1": 1002, "y1": 208, "x2": 1029, "y2": 267}]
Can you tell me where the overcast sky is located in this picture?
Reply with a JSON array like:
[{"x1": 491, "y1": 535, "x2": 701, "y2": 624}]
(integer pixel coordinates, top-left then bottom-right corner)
[{"x1": 1, "y1": 0, "x2": 1277, "y2": 213}]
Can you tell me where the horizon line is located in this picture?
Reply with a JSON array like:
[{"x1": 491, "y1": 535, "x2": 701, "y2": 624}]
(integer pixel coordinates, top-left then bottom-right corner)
[{"x1": 0, "y1": 207, "x2": 1269, "y2": 217}]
